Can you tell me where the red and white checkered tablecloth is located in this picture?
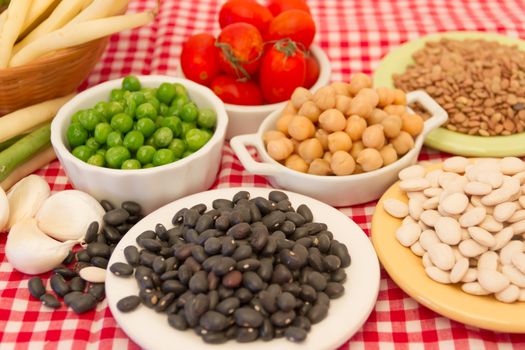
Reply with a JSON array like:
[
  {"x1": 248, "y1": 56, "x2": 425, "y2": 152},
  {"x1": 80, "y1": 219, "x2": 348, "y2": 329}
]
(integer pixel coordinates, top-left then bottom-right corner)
[{"x1": 2, "y1": 0, "x2": 525, "y2": 349}]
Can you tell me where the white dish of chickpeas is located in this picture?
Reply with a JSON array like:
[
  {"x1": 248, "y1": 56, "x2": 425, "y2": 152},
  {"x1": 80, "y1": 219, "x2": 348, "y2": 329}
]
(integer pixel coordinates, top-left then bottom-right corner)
[{"x1": 231, "y1": 75, "x2": 448, "y2": 207}]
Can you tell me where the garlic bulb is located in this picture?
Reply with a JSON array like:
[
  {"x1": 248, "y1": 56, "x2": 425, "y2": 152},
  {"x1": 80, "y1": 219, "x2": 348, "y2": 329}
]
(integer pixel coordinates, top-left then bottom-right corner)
[
  {"x1": 6, "y1": 175, "x2": 50, "y2": 230},
  {"x1": 5, "y1": 218, "x2": 79, "y2": 275},
  {"x1": 0, "y1": 187, "x2": 8, "y2": 232},
  {"x1": 36, "y1": 190, "x2": 104, "y2": 241}
]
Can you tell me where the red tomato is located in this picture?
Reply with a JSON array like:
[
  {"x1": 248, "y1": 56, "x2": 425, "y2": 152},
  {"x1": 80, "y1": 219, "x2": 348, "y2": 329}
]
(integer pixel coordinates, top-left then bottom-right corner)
[
  {"x1": 180, "y1": 33, "x2": 221, "y2": 86},
  {"x1": 216, "y1": 23, "x2": 264, "y2": 78},
  {"x1": 267, "y1": 10, "x2": 316, "y2": 48},
  {"x1": 303, "y1": 52, "x2": 320, "y2": 88},
  {"x1": 211, "y1": 75, "x2": 263, "y2": 105},
  {"x1": 219, "y1": 0, "x2": 273, "y2": 35},
  {"x1": 266, "y1": 0, "x2": 310, "y2": 16},
  {"x1": 259, "y1": 39, "x2": 306, "y2": 103}
]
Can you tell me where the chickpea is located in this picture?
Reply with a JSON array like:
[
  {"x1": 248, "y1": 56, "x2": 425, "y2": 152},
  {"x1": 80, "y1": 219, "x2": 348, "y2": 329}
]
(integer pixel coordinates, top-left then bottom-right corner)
[
  {"x1": 362, "y1": 124, "x2": 385, "y2": 149},
  {"x1": 330, "y1": 151, "x2": 356, "y2": 176},
  {"x1": 350, "y1": 140, "x2": 365, "y2": 159},
  {"x1": 335, "y1": 95, "x2": 352, "y2": 115},
  {"x1": 368, "y1": 108, "x2": 388, "y2": 125},
  {"x1": 298, "y1": 101, "x2": 321, "y2": 122},
  {"x1": 348, "y1": 73, "x2": 372, "y2": 96},
  {"x1": 288, "y1": 115, "x2": 316, "y2": 141},
  {"x1": 267, "y1": 138, "x2": 294, "y2": 161},
  {"x1": 308, "y1": 158, "x2": 332, "y2": 176},
  {"x1": 328, "y1": 131, "x2": 352, "y2": 153},
  {"x1": 291, "y1": 87, "x2": 312, "y2": 109},
  {"x1": 285, "y1": 154, "x2": 308, "y2": 173},
  {"x1": 318, "y1": 109, "x2": 346, "y2": 132},
  {"x1": 376, "y1": 87, "x2": 395, "y2": 107},
  {"x1": 356, "y1": 148, "x2": 384, "y2": 172},
  {"x1": 347, "y1": 90, "x2": 377, "y2": 118},
  {"x1": 393, "y1": 89, "x2": 407, "y2": 105},
  {"x1": 401, "y1": 113, "x2": 424, "y2": 136},
  {"x1": 356, "y1": 88, "x2": 379, "y2": 107},
  {"x1": 345, "y1": 115, "x2": 367, "y2": 141},
  {"x1": 331, "y1": 82, "x2": 350, "y2": 96},
  {"x1": 353, "y1": 164, "x2": 364, "y2": 174},
  {"x1": 391, "y1": 131, "x2": 415, "y2": 155},
  {"x1": 282, "y1": 101, "x2": 297, "y2": 116},
  {"x1": 313, "y1": 86, "x2": 336, "y2": 110},
  {"x1": 323, "y1": 151, "x2": 332, "y2": 163},
  {"x1": 292, "y1": 138, "x2": 301, "y2": 154},
  {"x1": 298, "y1": 138, "x2": 324, "y2": 163},
  {"x1": 276, "y1": 113, "x2": 294, "y2": 135},
  {"x1": 263, "y1": 130, "x2": 286, "y2": 144},
  {"x1": 383, "y1": 104, "x2": 406, "y2": 116},
  {"x1": 379, "y1": 144, "x2": 398, "y2": 166},
  {"x1": 381, "y1": 115, "x2": 402, "y2": 138},
  {"x1": 315, "y1": 128, "x2": 330, "y2": 150}
]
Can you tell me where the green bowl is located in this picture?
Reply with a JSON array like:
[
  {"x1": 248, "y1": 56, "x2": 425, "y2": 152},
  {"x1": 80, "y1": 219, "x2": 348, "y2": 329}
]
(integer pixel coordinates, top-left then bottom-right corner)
[{"x1": 373, "y1": 31, "x2": 525, "y2": 157}]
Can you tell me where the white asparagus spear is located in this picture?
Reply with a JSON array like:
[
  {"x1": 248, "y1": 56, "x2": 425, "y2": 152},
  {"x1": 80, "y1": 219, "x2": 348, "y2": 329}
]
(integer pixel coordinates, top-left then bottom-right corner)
[{"x1": 0, "y1": 0, "x2": 32, "y2": 68}]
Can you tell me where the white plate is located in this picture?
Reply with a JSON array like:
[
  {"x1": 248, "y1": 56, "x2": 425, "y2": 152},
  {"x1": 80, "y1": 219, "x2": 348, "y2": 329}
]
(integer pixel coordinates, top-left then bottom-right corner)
[{"x1": 106, "y1": 187, "x2": 380, "y2": 350}]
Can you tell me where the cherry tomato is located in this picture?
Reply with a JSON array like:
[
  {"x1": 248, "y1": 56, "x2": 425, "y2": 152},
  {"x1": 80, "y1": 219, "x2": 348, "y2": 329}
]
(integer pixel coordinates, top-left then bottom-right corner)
[
  {"x1": 216, "y1": 23, "x2": 264, "y2": 79},
  {"x1": 267, "y1": 9, "x2": 316, "y2": 48},
  {"x1": 211, "y1": 75, "x2": 263, "y2": 105},
  {"x1": 303, "y1": 52, "x2": 320, "y2": 88},
  {"x1": 267, "y1": 0, "x2": 310, "y2": 16},
  {"x1": 259, "y1": 39, "x2": 306, "y2": 103},
  {"x1": 219, "y1": 0, "x2": 273, "y2": 35},
  {"x1": 180, "y1": 33, "x2": 221, "y2": 86}
]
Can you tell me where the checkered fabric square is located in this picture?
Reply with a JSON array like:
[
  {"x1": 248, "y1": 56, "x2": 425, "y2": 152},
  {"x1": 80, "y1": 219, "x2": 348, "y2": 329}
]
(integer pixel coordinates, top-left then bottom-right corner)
[{"x1": 2, "y1": 0, "x2": 525, "y2": 348}]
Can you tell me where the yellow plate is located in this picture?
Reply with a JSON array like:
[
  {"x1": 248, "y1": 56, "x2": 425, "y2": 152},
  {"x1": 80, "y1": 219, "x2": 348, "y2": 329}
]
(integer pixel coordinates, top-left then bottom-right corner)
[
  {"x1": 371, "y1": 162, "x2": 525, "y2": 333},
  {"x1": 373, "y1": 31, "x2": 525, "y2": 157}
]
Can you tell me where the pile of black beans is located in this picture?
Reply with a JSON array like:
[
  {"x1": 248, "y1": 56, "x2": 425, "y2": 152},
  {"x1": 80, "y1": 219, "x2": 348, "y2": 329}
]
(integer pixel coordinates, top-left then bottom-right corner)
[
  {"x1": 112, "y1": 190, "x2": 351, "y2": 344},
  {"x1": 27, "y1": 200, "x2": 143, "y2": 314}
]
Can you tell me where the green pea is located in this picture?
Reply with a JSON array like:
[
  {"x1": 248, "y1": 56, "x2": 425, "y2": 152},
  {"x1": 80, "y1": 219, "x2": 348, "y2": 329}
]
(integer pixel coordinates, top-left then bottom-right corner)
[
  {"x1": 122, "y1": 75, "x2": 141, "y2": 91},
  {"x1": 143, "y1": 163, "x2": 155, "y2": 168},
  {"x1": 152, "y1": 148, "x2": 175, "y2": 166},
  {"x1": 121, "y1": 159, "x2": 142, "y2": 170},
  {"x1": 136, "y1": 102, "x2": 157, "y2": 119},
  {"x1": 105, "y1": 146, "x2": 131, "y2": 168},
  {"x1": 197, "y1": 108, "x2": 217, "y2": 129},
  {"x1": 71, "y1": 110, "x2": 85, "y2": 124},
  {"x1": 141, "y1": 88, "x2": 158, "y2": 100},
  {"x1": 72, "y1": 145, "x2": 94, "y2": 162},
  {"x1": 87, "y1": 154, "x2": 105, "y2": 167},
  {"x1": 181, "y1": 122, "x2": 196, "y2": 136},
  {"x1": 147, "y1": 97, "x2": 160, "y2": 112},
  {"x1": 182, "y1": 150, "x2": 194, "y2": 158},
  {"x1": 180, "y1": 102, "x2": 198, "y2": 122},
  {"x1": 157, "y1": 82, "x2": 177, "y2": 104},
  {"x1": 86, "y1": 137, "x2": 100, "y2": 151},
  {"x1": 153, "y1": 127, "x2": 173, "y2": 148},
  {"x1": 168, "y1": 138, "x2": 186, "y2": 158},
  {"x1": 136, "y1": 145, "x2": 156, "y2": 165},
  {"x1": 79, "y1": 109, "x2": 101, "y2": 131},
  {"x1": 94, "y1": 101, "x2": 111, "y2": 121},
  {"x1": 155, "y1": 116, "x2": 165, "y2": 128},
  {"x1": 159, "y1": 103, "x2": 169, "y2": 116},
  {"x1": 136, "y1": 118, "x2": 156, "y2": 138},
  {"x1": 107, "y1": 131, "x2": 123, "y2": 147},
  {"x1": 107, "y1": 101, "x2": 124, "y2": 116},
  {"x1": 173, "y1": 83, "x2": 188, "y2": 99},
  {"x1": 110, "y1": 88, "x2": 126, "y2": 101},
  {"x1": 67, "y1": 123, "x2": 88, "y2": 148},
  {"x1": 185, "y1": 128, "x2": 211, "y2": 151},
  {"x1": 170, "y1": 96, "x2": 187, "y2": 115},
  {"x1": 161, "y1": 116, "x2": 182, "y2": 137},
  {"x1": 123, "y1": 97, "x2": 136, "y2": 118},
  {"x1": 123, "y1": 130, "x2": 144, "y2": 152},
  {"x1": 94, "y1": 123, "x2": 113, "y2": 144},
  {"x1": 111, "y1": 113, "x2": 133, "y2": 133},
  {"x1": 145, "y1": 136, "x2": 156, "y2": 147},
  {"x1": 96, "y1": 148, "x2": 106, "y2": 157},
  {"x1": 130, "y1": 92, "x2": 146, "y2": 106}
]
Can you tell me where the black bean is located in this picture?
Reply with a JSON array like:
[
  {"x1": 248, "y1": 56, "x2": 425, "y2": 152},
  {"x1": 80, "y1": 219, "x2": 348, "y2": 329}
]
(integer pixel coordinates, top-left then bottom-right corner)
[
  {"x1": 282, "y1": 282, "x2": 302, "y2": 297},
  {"x1": 96, "y1": 233, "x2": 107, "y2": 244},
  {"x1": 155, "y1": 292, "x2": 176, "y2": 312},
  {"x1": 110, "y1": 262, "x2": 134, "y2": 277},
  {"x1": 235, "y1": 288, "x2": 253, "y2": 304},
  {"x1": 323, "y1": 255, "x2": 342, "y2": 272},
  {"x1": 166, "y1": 301, "x2": 179, "y2": 315},
  {"x1": 50, "y1": 274, "x2": 70, "y2": 297},
  {"x1": 70, "y1": 277, "x2": 86, "y2": 292},
  {"x1": 205, "y1": 208, "x2": 221, "y2": 219},
  {"x1": 189, "y1": 271, "x2": 208, "y2": 294},
  {"x1": 297, "y1": 204, "x2": 313, "y2": 222},
  {"x1": 273, "y1": 231, "x2": 288, "y2": 242},
  {"x1": 61, "y1": 250, "x2": 74, "y2": 266},
  {"x1": 117, "y1": 295, "x2": 141, "y2": 312},
  {"x1": 271, "y1": 310, "x2": 295, "y2": 327},
  {"x1": 285, "y1": 326, "x2": 307, "y2": 342},
  {"x1": 122, "y1": 201, "x2": 141, "y2": 215},
  {"x1": 53, "y1": 267, "x2": 77, "y2": 280},
  {"x1": 159, "y1": 246, "x2": 173, "y2": 258},
  {"x1": 248, "y1": 202, "x2": 262, "y2": 223},
  {"x1": 202, "y1": 331, "x2": 228, "y2": 344},
  {"x1": 236, "y1": 258, "x2": 260, "y2": 272},
  {"x1": 233, "y1": 191, "x2": 250, "y2": 203},
  {"x1": 262, "y1": 211, "x2": 286, "y2": 230},
  {"x1": 76, "y1": 249, "x2": 90, "y2": 262},
  {"x1": 178, "y1": 265, "x2": 193, "y2": 285},
  {"x1": 277, "y1": 292, "x2": 296, "y2": 312},
  {"x1": 272, "y1": 264, "x2": 292, "y2": 284},
  {"x1": 227, "y1": 222, "x2": 251, "y2": 240},
  {"x1": 258, "y1": 318, "x2": 274, "y2": 341},
  {"x1": 183, "y1": 208, "x2": 200, "y2": 227},
  {"x1": 191, "y1": 245, "x2": 208, "y2": 263},
  {"x1": 307, "y1": 303, "x2": 328, "y2": 324},
  {"x1": 124, "y1": 246, "x2": 140, "y2": 266},
  {"x1": 268, "y1": 191, "x2": 288, "y2": 203},
  {"x1": 250, "y1": 226, "x2": 269, "y2": 251},
  {"x1": 292, "y1": 315, "x2": 311, "y2": 331},
  {"x1": 330, "y1": 241, "x2": 351, "y2": 267},
  {"x1": 259, "y1": 290, "x2": 278, "y2": 314},
  {"x1": 253, "y1": 197, "x2": 274, "y2": 215},
  {"x1": 100, "y1": 200, "x2": 114, "y2": 212},
  {"x1": 70, "y1": 293, "x2": 97, "y2": 314},
  {"x1": 87, "y1": 242, "x2": 111, "y2": 259},
  {"x1": 185, "y1": 293, "x2": 209, "y2": 327},
  {"x1": 216, "y1": 297, "x2": 240, "y2": 315},
  {"x1": 168, "y1": 313, "x2": 188, "y2": 330},
  {"x1": 40, "y1": 293, "x2": 61, "y2": 309},
  {"x1": 203, "y1": 237, "x2": 221, "y2": 255},
  {"x1": 90, "y1": 256, "x2": 108, "y2": 269},
  {"x1": 217, "y1": 286, "x2": 234, "y2": 302},
  {"x1": 256, "y1": 258, "x2": 273, "y2": 282},
  {"x1": 174, "y1": 244, "x2": 194, "y2": 261},
  {"x1": 304, "y1": 222, "x2": 326, "y2": 235},
  {"x1": 126, "y1": 215, "x2": 142, "y2": 224},
  {"x1": 141, "y1": 238, "x2": 162, "y2": 253},
  {"x1": 299, "y1": 284, "x2": 317, "y2": 303},
  {"x1": 296, "y1": 237, "x2": 312, "y2": 248},
  {"x1": 202, "y1": 255, "x2": 221, "y2": 272},
  {"x1": 84, "y1": 221, "x2": 99, "y2": 244},
  {"x1": 236, "y1": 327, "x2": 258, "y2": 342},
  {"x1": 242, "y1": 271, "x2": 264, "y2": 293},
  {"x1": 261, "y1": 236, "x2": 277, "y2": 256},
  {"x1": 325, "y1": 282, "x2": 345, "y2": 299},
  {"x1": 276, "y1": 199, "x2": 293, "y2": 212},
  {"x1": 315, "y1": 233, "x2": 331, "y2": 253},
  {"x1": 212, "y1": 257, "x2": 236, "y2": 276},
  {"x1": 285, "y1": 212, "x2": 306, "y2": 226},
  {"x1": 234, "y1": 307, "x2": 263, "y2": 328},
  {"x1": 307, "y1": 271, "x2": 327, "y2": 291},
  {"x1": 215, "y1": 213, "x2": 230, "y2": 231},
  {"x1": 172, "y1": 208, "x2": 187, "y2": 225},
  {"x1": 136, "y1": 230, "x2": 156, "y2": 246},
  {"x1": 222, "y1": 270, "x2": 242, "y2": 289},
  {"x1": 28, "y1": 277, "x2": 46, "y2": 299},
  {"x1": 63, "y1": 291, "x2": 82, "y2": 306},
  {"x1": 134, "y1": 265, "x2": 153, "y2": 280},
  {"x1": 151, "y1": 256, "x2": 166, "y2": 275},
  {"x1": 164, "y1": 256, "x2": 178, "y2": 271},
  {"x1": 331, "y1": 268, "x2": 347, "y2": 283},
  {"x1": 280, "y1": 248, "x2": 306, "y2": 270},
  {"x1": 139, "y1": 251, "x2": 157, "y2": 268},
  {"x1": 116, "y1": 223, "x2": 133, "y2": 235},
  {"x1": 267, "y1": 284, "x2": 282, "y2": 297},
  {"x1": 140, "y1": 289, "x2": 161, "y2": 308},
  {"x1": 290, "y1": 226, "x2": 309, "y2": 241},
  {"x1": 199, "y1": 310, "x2": 228, "y2": 332},
  {"x1": 160, "y1": 270, "x2": 178, "y2": 281},
  {"x1": 88, "y1": 283, "x2": 106, "y2": 301},
  {"x1": 154, "y1": 223, "x2": 167, "y2": 240},
  {"x1": 161, "y1": 280, "x2": 186, "y2": 296},
  {"x1": 209, "y1": 289, "x2": 219, "y2": 308},
  {"x1": 195, "y1": 214, "x2": 214, "y2": 233},
  {"x1": 213, "y1": 199, "x2": 233, "y2": 210},
  {"x1": 249, "y1": 298, "x2": 268, "y2": 316},
  {"x1": 104, "y1": 208, "x2": 129, "y2": 226},
  {"x1": 191, "y1": 203, "x2": 207, "y2": 214},
  {"x1": 280, "y1": 220, "x2": 296, "y2": 235},
  {"x1": 231, "y1": 245, "x2": 252, "y2": 261}
]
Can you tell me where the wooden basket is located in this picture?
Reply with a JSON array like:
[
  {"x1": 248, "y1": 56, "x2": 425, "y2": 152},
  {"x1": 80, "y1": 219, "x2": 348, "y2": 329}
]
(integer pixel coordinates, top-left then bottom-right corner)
[{"x1": 0, "y1": 37, "x2": 109, "y2": 116}]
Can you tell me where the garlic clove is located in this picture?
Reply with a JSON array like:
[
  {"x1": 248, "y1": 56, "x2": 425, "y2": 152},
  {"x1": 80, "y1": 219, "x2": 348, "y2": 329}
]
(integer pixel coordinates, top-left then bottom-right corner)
[
  {"x1": 0, "y1": 187, "x2": 8, "y2": 232},
  {"x1": 5, "y1": 218, "x2": 78, "y2": 275},
  {"x1": 6, "y1": 175, "x2": 50, "y2": 230},
  {"x1": 36, "y1": 190, "x2": 104, "y2": 241}
]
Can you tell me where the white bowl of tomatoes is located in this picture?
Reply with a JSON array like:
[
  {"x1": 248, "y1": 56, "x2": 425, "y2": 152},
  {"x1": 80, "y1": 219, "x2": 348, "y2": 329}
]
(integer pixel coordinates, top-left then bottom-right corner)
[{"x1": 177, "y1": 0, "x2": 332, "y2": 139}]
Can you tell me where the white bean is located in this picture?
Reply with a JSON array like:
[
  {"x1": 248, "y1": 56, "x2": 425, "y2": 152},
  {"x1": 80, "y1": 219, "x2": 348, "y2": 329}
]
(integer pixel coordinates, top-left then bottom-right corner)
[
  {"x1": 422, "y1": 196, "x2": 439, "y2": 210},
  {"x1": 512, "y1": 220, "x2": 525, "y2": 235},
  {"x1": 423, "y1": 187, "x2": 443, "y2": 197},
  {"x1": 511, "y1": 253, "x2": 525, "y2": 274},
  {"x1": 399, "y1": 178, "x2": 430, "y2": 192},
  {"x1": 477, "y1": 171, "x2": 503, "y2": 189},
  {"x1": 402, "y1": 215, "x2": 417, "y2": 225},
  {"x1": 500, "y1": 241, "x2": 524, "y2": 265},
  {"x1": 477, "y1": 269, "x2": 510, "y2": 293},
  {"x1": 464, "y1": 181, "x2": 492, "y2": 196},
  {"x1": 461, "y1": 268, "x2": 478, "y2": 283},
  {"x1": 438, "y1": 172, "x2": 462, "y2": 189},
  {"x1": 501, "y1": 176, "x2": 521, "y2": 196},
  {"x1": 395, "y1": 223, "x2": 421, "y2": 247},
  {"x1": 450, "y1": 257, "x2": 469, "y2": 283},
  {"x1": 481, "y1": 188, "x2": 512, "y2": 206},
  {"x1": 464, "y1": 165, "x2": 478, "y2": 181},
  {"x1": 501, "y1": 264, "x2": 525, "y2": 288},
  {"x1": 467, "y1": 226, "x2": 496, "y2": 248},
  {"x1": 479, "y1": 215, "x2": 503, "y2": 233},
  {"x1": 410, "y1": 242, "x2": 425, "y2": 257},
  {"x1": 408, "y1": 197, "x2": 424, "y2": 221},
  {"x1": 425, "y1": 266, "x2": 451, "y2": 284},
  {"x1": 461, "y1": 228, "x2": 470, "y2": 241},
  {"x1": 459, "y1": 239, "x2": 488, "y2": 258},
  {"x1": 443, "y1": 156, "x2": 469, "y2": 173},
  {"x1": 519, "y1": 196, "x2": 525, "y2": 209},
  {"x1": 513, "y1": 172, "x2": 525, "y2": 185},
  {"x1": 79, "y1": 266, "x2": 106, "y2": 283},
  {"x1": 434, "y1": 216, "x2": 461, "y2": 245},
  {"x1": 491, "y1": 227, "x2": 514, "y2": 251},
  {"x1": 495, "y1": 284, "x2": 520, "y2": 303},
  {"x1": 477, "y1": 251, "x2": 499, "y2": 270},
  {"x1": 428, "y1": 243, "x2": 455, "y2": 270},
  {"x1": 508, "y1": 210, "x2": 525, "y2": 223},
  {"x1": 462, "y1": 282, "x2": 490, "y2": 295},
  {"x1": 425, "y1": 169, "x2": 443, "y2": 187},
  {"x1": 420, "y1": 210, "x2": 441, "y2": 227},
  {"x1": 383, "y1": 198, "x2": 409, "y2": 218},
  {"x1": 441, "y1": 192, "x2": 469, "y2": 215},
  {"x1": 398, "y1": 165, "x2": 426, "y2": 180},
  {"x1": 459, "y1": 207, "x2": 486, "y2": 227},
  {"x1": 422, "y1": 253, "x2": 433, "y2": 268},
  {"x1": 418, "y1": 220, "x2": 430, "y2": 231},
  {"x1": 493, "y1": 202, "x2": 519, "y2": 222},
  {"x1": 501, "y1": 157, "x2": 525, "y2": 175},
  {"x1": 419, "y1": 229, "x2": 440, "y2": 251}
]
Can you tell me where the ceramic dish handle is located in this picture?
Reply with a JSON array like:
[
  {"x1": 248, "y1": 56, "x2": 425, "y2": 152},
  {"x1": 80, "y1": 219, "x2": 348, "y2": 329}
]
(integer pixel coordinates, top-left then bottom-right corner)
[
  {"x1": 230, "y1": 134, "x2": 283, "y2": 176},
  {"x1": 407, "y1": 90, "x2": 448, "y2": 138}
]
